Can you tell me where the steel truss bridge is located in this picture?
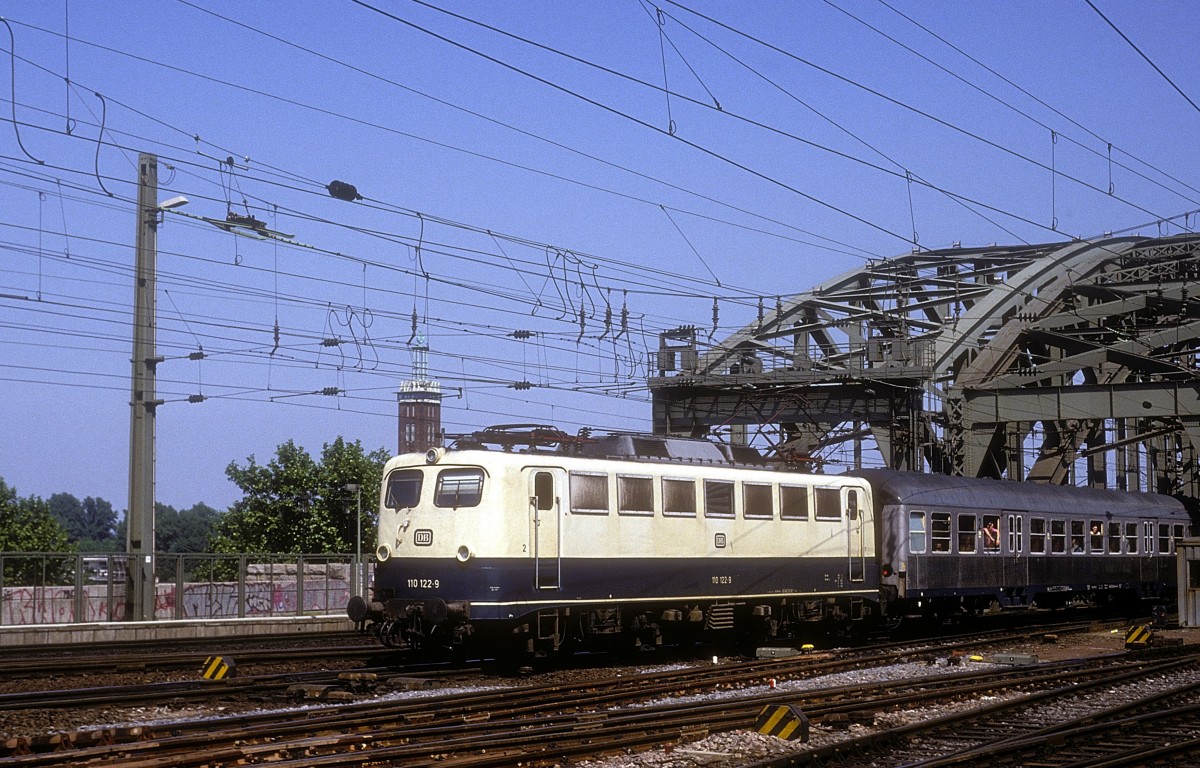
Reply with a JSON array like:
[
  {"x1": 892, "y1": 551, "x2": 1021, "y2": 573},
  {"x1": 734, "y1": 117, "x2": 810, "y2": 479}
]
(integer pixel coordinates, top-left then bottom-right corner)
[{"x1": 649, "y1": 233, "x2": 1200, "y2": 499}]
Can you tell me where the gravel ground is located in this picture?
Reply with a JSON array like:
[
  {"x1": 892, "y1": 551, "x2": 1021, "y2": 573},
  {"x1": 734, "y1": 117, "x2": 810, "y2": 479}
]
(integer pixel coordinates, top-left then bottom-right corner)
[{"x1": 2, "y1": 625, "x2": 1196, "y2": 760}]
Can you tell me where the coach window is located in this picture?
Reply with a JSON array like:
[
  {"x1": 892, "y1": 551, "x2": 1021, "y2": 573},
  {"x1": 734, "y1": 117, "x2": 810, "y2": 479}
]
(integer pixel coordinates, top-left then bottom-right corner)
[
  {"x1": 1107, "y1": 522, "x2": 1122, "y2": 554},
  {"x1": 1029, "y1": 518, "x2": 1046, "y2": 554},
  {"x1": 1159, "y1": 523, "x2": 1172, "y2": 553},
  {"x1": 704, "y1": 480, "x2": 735, "y2": 518},
  {"x1": 1175, "y1": 525, "x2": 1187, "y2": 553},
  {"x1": 814, "y1": 488, "x2": 841, "y2": 521},
  {"x1": 743, "y1": 482, "x2": 774, "y2": 519},
  {"x1": 1008, "y1": 514, "x2": 1023, "y2": 554},
  {"x1": 1052, "y1": 520, "x2": 1067, "y2": 554},
  {"x1": 434, "y1": 468, "x2": 484, "y2": 509},
  {"x1": 931, "y1": 512, "x2": 951, "y2": 552},
  {"x1": 780, "y1": 485, "x2": 809, "y2": 521},
  {"x1": 662, "y1": 478, "x2": 697, "y2": 517},
  {"x1": 1071, "y1": 520, "x2": 1085, "y2": 553},
  {"x1": 617, "y1": 475, "x2": 654, "y2": 516},
  {"x1": 909, "y1": 511, "x2": 927, "y2": 553},
  {"x1": 958, "y1": 514, "x2": 977, "y2": 553},
  {"x1": 1143, "y1": 522, "x2": 1154, "y2": 555},
  {"x1": 385, "y1": 469, "x2": 423, "y2": 510},
  {"x1": 981, "y1": 514, "x2": 1000, "y2": 551},
  {"x1": 847, "y1": 490, "x2": 859, "y2": 520},
  {"x1": 570, "y1": 471, "x2": 609, "y2": 515},
  {"x1": 1124, "y1": 522, "x2": 1138, "y2": 554},
  {"x1": 1089, "y1": 521, "x2": 1105, "y2": 552}
]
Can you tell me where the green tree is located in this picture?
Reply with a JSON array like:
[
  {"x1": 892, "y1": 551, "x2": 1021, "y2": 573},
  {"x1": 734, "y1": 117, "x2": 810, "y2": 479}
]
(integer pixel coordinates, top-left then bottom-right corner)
[
  {"x1": 0, "y1": 478, "x2": 74, "y2": 583},
  {"x1": 159, "y1": 502, "x2": 221, "y2": 553},
  {"x1": 49, "y1": 493, "x2": 118, "y2": 544},
  {"x1": 214, "y1": 437, "x2": 387, "y2": 554}
]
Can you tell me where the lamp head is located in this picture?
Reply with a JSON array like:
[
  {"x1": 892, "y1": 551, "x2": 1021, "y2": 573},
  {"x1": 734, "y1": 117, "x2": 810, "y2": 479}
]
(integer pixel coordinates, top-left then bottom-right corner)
[{"x1": 158, "y1": 195, "x2": 189, "y2": 210}]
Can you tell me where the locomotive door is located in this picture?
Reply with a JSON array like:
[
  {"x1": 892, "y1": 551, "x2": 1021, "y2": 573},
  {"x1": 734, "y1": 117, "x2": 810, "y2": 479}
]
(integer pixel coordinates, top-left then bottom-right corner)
[
  {"x1": 529, "y1": 469, "x2": 562, "y2": 590},
  {"x1": 845, "y1": 488, "x2": 865, "y2": 582}
]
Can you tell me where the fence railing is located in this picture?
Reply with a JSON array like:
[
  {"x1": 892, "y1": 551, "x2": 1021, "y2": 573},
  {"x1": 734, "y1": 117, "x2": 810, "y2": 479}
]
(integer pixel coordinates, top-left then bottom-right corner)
[{"x1": 0, "y1": 552, "x2": 369, "y2": 625}]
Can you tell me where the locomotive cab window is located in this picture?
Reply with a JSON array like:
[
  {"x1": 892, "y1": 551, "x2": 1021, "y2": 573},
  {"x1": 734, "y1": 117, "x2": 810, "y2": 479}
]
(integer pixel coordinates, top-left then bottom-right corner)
[
  {"x1": 385, "y1": 469, "x2": 423, "y2": 510},
  {"x1": 434, "y1": 468, "x2": 484, "y2": 509},
  {"x1": 847, "y1": 489, "x2": 859, "y2": 520},
  {"x1": 617, "y1": 475, "x2": 653, "y2": 516},
  {"x1": 780, "y1": 485, "x2": 809, "y2": 521},
  {"x1": 958, "y1": 514, "x2": 977, "y2": 553},
  {"x1": 742, "y1": 482, "x2": 774, "y2": 519},
  {"x1": 704, "y1": 480, "x2": 735, "y2": 519},
  {"x1": 909, "y1": 511, "x2": 927, "y2": 553},
  {"x1": 814, "y1": 488, "x2": 841, "y2": 521},
  {"x1": 570, "y1": 472, "x2": 609, "y2": 515},
  {"x1": 662, "y1": 478, "x2": 696, "y2": 517}
]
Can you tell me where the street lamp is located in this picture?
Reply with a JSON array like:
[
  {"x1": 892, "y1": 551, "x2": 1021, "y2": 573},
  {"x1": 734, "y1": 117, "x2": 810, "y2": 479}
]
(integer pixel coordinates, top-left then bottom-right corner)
[{"x1": 343, "y1": 483, "x2": 363, "y2": 599}]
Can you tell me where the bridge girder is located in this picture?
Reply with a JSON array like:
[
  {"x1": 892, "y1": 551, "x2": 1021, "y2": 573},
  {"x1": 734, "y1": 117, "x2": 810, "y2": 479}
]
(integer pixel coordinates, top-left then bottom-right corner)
[{"x1": 649, "y1": 233, "x2": 1200, "y2": 497}]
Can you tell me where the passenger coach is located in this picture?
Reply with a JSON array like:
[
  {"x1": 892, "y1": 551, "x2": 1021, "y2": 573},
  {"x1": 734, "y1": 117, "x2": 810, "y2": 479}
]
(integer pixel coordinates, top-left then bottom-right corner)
[{"x1": 856, "y1": 469, "x2": 1190, "y2": 618}]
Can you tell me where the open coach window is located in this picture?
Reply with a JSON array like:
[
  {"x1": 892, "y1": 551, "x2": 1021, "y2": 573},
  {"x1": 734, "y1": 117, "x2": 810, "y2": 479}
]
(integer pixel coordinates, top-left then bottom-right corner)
[
  {"x1": 385, "y1": 469, "x2": 423, "y2": 509},
  {"x1": 434, "y1": 468, "x2": 484, "y2": 509}
]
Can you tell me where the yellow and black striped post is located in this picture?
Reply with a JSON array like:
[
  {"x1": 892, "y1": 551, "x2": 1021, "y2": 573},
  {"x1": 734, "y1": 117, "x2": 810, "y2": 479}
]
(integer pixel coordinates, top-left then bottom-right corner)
[
  {"x1": 754, "y1": 703, "x2": 809, "y2": 741},
  {"x1": 1124, "y1": 625, "x2": 1153, "y2": 650},
  {"x1": 201, "y1": 655, "x2": 236, "y2": 680}
]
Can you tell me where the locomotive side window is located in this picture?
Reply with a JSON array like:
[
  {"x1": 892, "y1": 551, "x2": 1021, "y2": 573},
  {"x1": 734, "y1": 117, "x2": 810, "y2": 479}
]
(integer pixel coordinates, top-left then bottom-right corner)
[
  {"x1": 958, "y1": 514, "x2": 977, "y2": 553},
  {"x1": 1029, "y1": 517, "x2": 1046, "y2": 554},
  {"x1": 981, "y1": 514, "x2": 1000, "y2": 551},
  {"x1": 814, "y1": 488, "x2": 841, "y2": 521},
  {"x1": 1052, "y1": 520, "x2": 1067, "y2": 553},
  {"x1": 1107, "y1": 522, "x2": 1121, "y2": 554},
  {"x1": 570, "y1": 471, "x2": 609, "y2": 514},
  {"x1": 1071, "y1": 520, "x2": 1086, "y2": 553},
  {"x1": 780, "y1": 485, "x2": 809, "y2": 521},
  {"x1": 385, "y1": 469, "x2": 423, "y2": 510},
  {"x1": 617, "y1": 475, "x2": 654, "y2": 516},
  {"x1": 533, "y1": 472, "x2": 554, "y2": 512},
  {"x1": 1124, "y1": 522, "x2": 1138, "y2": 554},
  {"x1": 742, "y1": 482, "x2": 774, "y2": 519},
  {"x1": 704, "y1": 480, "x2": 735, "y2": 518},
  {"x1": 662, "y1": 478, "x2": 696, "y2": 517},
  {"x1": 909, "y1": 511, "x2": 927, "y2": 553},
  {"x1": 931, "y1": 512, "x2": 951, "y2": 552},
  {"x1": 434, "y1": 468, "x2": 484, "y2": 509}
]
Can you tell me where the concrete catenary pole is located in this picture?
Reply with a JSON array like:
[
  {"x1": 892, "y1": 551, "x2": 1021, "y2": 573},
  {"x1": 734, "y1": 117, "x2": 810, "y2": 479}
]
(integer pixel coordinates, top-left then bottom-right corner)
[{"x1": 127, "y1": 153, "x2": 161, "y2": 622}]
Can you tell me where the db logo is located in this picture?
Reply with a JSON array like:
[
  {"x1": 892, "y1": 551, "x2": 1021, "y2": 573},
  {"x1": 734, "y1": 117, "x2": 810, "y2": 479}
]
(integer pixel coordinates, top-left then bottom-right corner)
[{"x1": 414, "y1": 529, "x2": 433, "y2": 546}]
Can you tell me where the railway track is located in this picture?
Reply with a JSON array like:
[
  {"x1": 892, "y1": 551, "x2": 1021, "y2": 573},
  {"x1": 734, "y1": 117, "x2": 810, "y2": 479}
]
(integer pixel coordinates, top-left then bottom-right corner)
[{"x1": 2, "y1": 626, "x2": 1193, "y2": 766}]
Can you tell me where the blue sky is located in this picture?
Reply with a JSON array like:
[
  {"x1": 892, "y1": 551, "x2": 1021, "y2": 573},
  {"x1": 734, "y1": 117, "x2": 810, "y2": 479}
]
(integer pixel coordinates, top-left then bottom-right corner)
[{"x1": 2, "y1": 1, "x2": 1198, "y2": 512}]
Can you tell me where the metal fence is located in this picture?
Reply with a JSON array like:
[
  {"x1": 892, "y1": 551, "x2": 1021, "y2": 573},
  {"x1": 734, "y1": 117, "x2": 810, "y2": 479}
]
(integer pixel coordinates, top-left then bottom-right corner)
[{"x1": 0, "y1": 552, "x2": 368, "y2": 625}]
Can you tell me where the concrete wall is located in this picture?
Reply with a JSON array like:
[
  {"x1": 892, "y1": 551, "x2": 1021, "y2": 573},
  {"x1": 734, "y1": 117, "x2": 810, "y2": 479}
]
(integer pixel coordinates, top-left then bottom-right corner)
[{"x1": 1, "y1": 578, "x2": 353, "y2": 625}]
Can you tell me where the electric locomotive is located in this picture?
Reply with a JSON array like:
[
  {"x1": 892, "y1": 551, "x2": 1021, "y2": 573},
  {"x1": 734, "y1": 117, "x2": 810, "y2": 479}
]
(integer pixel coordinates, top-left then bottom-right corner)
[{"x1": 348, "y1": 425, "x2": 877, "y2": 655}]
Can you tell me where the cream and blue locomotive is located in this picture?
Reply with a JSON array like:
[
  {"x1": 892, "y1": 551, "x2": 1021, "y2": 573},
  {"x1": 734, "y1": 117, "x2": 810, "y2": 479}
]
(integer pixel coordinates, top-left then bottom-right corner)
[{"x1": 349, "y1": 426, "x2": 877, "y2": 654}]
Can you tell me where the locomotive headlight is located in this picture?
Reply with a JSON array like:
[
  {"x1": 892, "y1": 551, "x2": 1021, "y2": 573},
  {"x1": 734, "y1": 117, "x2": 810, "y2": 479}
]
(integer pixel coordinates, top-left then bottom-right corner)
[
  {"x1": 376, "y1": 544, "x2": 391, "y2": 562},
  {"x1": 425, "y1": 447, "x2": 444, "y2": 464},
  {"x1": 456, "y1": 545, "x2": 472, "y2": 563}
]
